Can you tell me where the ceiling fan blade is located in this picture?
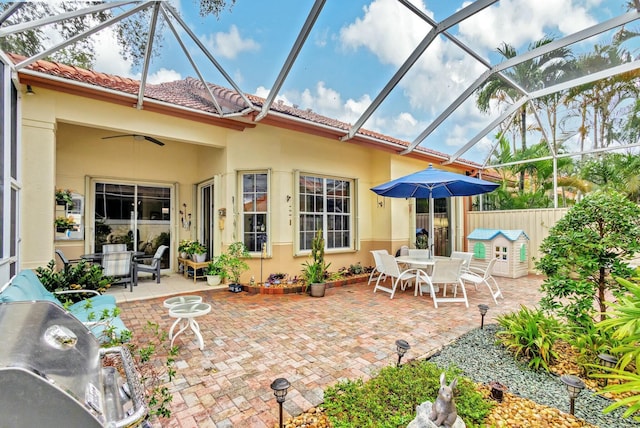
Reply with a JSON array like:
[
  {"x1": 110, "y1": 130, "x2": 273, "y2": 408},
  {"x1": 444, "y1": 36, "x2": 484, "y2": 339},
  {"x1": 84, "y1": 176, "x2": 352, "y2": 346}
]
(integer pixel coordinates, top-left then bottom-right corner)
[
  {"x1": 101, "y1": 134, "x2": 136, "y2": 140},
  {"x1": 101, "y1": 134, "x2": 165, "y2": 146},
  {"x1": 143, "y1": 136, "x2": 165, "y2": 146}
]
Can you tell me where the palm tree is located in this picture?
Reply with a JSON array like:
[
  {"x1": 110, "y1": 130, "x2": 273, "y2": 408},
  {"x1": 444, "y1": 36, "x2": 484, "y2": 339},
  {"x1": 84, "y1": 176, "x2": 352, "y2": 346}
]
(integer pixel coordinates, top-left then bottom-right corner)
[
  {"x1": 476, "y1": 37, "x2": 573, "y2": 190},
  {"x1": 564, "y1": 30, "x2": 640, "y2": 153}
]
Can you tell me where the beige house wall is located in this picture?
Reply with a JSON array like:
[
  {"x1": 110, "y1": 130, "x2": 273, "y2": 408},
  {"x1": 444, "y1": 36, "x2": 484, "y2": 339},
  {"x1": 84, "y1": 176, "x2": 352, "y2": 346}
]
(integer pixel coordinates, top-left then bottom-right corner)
[
  {"x1": 21, "y1": 85, "x2": 473, "y2": 281},
  {"x1": 468, "y1": 208, "x2": 569, "y2": 274}
]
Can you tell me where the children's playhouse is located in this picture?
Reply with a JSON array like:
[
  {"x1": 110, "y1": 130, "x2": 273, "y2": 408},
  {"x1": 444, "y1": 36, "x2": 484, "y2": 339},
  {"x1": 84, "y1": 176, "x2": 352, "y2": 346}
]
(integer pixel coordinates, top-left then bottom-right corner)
[{"x1": 467, "y1": 228, "x2": 529, "y2": 278}]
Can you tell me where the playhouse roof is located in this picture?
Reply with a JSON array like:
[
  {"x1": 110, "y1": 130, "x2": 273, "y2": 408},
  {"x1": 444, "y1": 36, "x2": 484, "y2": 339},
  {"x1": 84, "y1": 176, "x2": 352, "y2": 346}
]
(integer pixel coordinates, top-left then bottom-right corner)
[{"x1": 467, "y1": 228, "x2": 529, "y2": 242}]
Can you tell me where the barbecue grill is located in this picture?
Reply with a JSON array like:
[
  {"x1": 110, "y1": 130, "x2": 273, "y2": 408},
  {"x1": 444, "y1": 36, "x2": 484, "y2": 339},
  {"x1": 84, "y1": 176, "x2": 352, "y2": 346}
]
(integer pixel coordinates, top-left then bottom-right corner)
[{"x1": 0, "y1": 301, "x2": 147, "y2": 427}]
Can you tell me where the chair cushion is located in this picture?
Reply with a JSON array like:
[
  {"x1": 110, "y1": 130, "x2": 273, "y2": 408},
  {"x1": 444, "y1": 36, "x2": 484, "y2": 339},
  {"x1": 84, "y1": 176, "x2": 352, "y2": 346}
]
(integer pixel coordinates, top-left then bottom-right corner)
[{"x1": 0, "y1": 270, "x2": 60, "y2": 305}]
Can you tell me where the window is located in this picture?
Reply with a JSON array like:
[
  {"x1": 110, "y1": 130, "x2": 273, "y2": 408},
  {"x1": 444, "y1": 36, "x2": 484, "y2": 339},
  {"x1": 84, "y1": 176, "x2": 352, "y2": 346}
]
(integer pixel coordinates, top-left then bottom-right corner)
[
  {"x1": 495, "y1": 245, "x2": 508, "y2": 260},
  {"x1": 242, "y1": 172, "x2": 268, "y2": 252},
  {"x1": 93, "y1": 182, "x2": 172, "y2": 260},
  {"x1": 299, "y1": 174, "x2": 352, "y2": 251}
]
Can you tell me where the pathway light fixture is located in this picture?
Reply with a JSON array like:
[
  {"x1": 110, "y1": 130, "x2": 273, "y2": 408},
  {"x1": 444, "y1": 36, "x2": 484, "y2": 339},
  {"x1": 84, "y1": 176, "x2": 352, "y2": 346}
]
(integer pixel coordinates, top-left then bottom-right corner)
[
  {"x1": 560, "y1": 374, "x2": 585, "y2": 415},
  {"x1": 598, "y1": 353, "x2": 618, "y2": 386},
  {"x1": 395, "y1": 339, "x2": 410, "y2": 367},
  {"x1": 478, "y1": 304, "x2": 489, "y2": 329},
  {"x1": 270, "y1": 377, "x2": 290, "y2": 428}
]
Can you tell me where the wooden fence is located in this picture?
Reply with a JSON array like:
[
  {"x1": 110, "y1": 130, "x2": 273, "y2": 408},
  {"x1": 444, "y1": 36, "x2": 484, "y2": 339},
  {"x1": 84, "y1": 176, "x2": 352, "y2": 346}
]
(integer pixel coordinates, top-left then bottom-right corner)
[{"x1": 468, "y1": 208, "x2": 569, "y2": 274}]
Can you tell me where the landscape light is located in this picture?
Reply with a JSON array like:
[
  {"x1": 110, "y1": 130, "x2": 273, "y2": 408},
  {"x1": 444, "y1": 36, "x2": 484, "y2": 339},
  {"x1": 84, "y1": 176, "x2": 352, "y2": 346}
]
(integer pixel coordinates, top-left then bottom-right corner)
[
  {"x1": 395, "y1": 339, "x2": 410, "y2": 367},
  {"x1": 478, "y1": 304, "x2": 489, "y2": 329},
  {"x1": 598, "y1": 353, "x2": 618, "y2": 386},
  {"x1": 270, "y1": 377, "x2": 290, "y2": 428},
  {"x1": 560, "y1": 374, "x2": 585, "y2": 415}
]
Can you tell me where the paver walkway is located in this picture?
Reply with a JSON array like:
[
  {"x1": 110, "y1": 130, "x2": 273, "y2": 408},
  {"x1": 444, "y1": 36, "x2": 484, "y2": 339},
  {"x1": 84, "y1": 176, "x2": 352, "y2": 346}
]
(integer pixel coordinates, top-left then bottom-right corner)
[{"x1": 118, "y1": 274, "x2": 544, "y2": 427}]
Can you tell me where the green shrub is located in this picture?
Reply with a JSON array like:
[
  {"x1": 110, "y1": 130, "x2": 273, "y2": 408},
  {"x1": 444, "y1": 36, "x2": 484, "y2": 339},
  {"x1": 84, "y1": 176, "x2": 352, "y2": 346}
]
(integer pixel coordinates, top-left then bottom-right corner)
[
  {"x1": 36, "y1": 259, "x2": 110, "y2": 295},
  {"x1": 322, "y1": 361, "x2": 492, "y2": 427},
  {"x1": 567, "y1": 320, "x2": 621, "y2": 378},
  {"x1": 495, "y1": 305, "x2": 564, "y2": 371},
  {"x1": 536, "y1": 189, "x2": 640, "y2": 327}
]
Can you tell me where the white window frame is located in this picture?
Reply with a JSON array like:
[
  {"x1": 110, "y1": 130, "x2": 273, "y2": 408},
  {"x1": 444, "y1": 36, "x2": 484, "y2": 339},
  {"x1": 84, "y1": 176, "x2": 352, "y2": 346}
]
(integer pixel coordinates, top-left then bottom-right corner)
[
  {"x1": 238, "y1": 169, "x2": 270, "y2": 256},
  {"x1": 294, "y1": 170, "x2": 357, "y2": 255},
  {"x1": 0, "y1": 63, "x2": 21, "y2": 283}
]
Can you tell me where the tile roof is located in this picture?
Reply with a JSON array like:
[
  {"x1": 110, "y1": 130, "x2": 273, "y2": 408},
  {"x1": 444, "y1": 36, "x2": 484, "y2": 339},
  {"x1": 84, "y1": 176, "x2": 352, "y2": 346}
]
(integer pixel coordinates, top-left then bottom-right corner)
[
  {"x1": 467, "y1": 228, "x2": 529, "y2": 241},
  {"x1": 10, "y1": 53, "x2": 472, "y2": 164}
]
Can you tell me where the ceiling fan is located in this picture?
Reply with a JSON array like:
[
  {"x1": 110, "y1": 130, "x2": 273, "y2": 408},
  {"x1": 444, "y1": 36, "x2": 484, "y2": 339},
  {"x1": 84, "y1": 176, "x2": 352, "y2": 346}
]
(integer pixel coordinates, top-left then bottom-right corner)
[{"x1": 101, "y1": 134, "x2": 165, "y2": 146}]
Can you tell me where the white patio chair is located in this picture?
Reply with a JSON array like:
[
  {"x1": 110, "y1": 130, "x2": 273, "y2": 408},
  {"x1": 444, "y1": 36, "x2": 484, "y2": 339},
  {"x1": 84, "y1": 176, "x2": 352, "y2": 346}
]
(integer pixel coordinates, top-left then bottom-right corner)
[
  {"x1": 102, "y1": 251, "x2": 134, "y2": 292},
  {"x1": 367, "y1": 249, "x2": 389, "y2": 285},
  {"x1": 408, "y1": 249, "x2": 430, "y2": 259},
  {"x1": 407, "y1": 248, "x2": 432, "y2": 272},
  {"x1": 373, "y1": 253, "x2": 428, "y2": 299},
  {"x1": 418, "y1": 258, "x2": 468, "y2": 308},
  {"x1": 460, "y1": 257, "x2": 503, "y2": 304},
  {"x1": 450, "y1": 251, "x2": 473, "y2": 273}
]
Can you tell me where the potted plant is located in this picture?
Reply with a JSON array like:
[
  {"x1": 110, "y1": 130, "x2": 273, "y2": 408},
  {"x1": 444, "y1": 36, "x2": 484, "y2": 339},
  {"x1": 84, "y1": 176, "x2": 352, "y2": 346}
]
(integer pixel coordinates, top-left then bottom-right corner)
[
  {"x1": 189, "y1": 241, "x2": 207, "y2": 263},
  {"x1": 222, "y1": 242, "x2": 250, "y2": 290},
  {"x1": 55, "y1": 188, "x2": 74, "y2": 208},
  {"x1": 205, "y1": 256, "x2": 227, "y2": 286},
  {"x1": 54, "y1": 216, "x2": 77, "y2": 232},
  {"x1": 301, "y1": 229, "x2": 330, "y2": 297},
  {"x1": 178, "y1": 239, "x2": 193, "y2": 259}
]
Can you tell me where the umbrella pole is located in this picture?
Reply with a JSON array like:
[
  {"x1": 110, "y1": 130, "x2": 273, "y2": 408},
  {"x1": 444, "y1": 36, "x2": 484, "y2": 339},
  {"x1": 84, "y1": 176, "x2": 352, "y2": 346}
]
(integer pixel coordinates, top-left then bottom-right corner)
[{"x1": 429, "y1": 194, "x2": 434, "y2": 258}]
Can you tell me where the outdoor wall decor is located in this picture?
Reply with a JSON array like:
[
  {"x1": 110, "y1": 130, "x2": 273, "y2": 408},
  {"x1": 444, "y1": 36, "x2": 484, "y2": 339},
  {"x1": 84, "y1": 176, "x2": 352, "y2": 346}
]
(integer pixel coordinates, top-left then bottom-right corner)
[{"x1": 180, "y1": 203, "x2": 191, "y2": 230}]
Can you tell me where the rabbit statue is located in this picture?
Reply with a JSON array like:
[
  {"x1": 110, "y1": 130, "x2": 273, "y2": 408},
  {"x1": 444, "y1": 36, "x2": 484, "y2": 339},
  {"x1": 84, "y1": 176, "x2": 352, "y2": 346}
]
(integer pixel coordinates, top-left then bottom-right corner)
[{"x1": 430, "y1": 372, "x2": 458, "y2": 428}]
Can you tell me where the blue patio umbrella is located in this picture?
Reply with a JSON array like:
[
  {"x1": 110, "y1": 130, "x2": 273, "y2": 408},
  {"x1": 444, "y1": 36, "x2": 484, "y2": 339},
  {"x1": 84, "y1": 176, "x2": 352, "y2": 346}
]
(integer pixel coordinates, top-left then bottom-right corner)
[{"x1": 370, "y1": 164, "x2": 499, "y2": 254}]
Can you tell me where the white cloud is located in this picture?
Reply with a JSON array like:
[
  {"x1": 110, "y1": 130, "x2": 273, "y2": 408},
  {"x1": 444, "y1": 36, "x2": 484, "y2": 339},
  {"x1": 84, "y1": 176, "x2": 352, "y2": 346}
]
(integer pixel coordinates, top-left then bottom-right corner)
[
  {"x1": 145, "y1": 68, "x2": 182, "y2": 84},
  {"x1": 457, "y1": 0, "x2": 598, "y2": 53},
  {"x1": 92, "y1": 28, "x2": 138, "y2": 77},
  {"x1": 201, "y1": 25, "x2": 259, "y2": 59},
  {"x1": 337, "y1": 0, "x2": 486, "y2": 128},
  {"x1": 91, "y1": 28, "x2": 182, "y2": 83}
]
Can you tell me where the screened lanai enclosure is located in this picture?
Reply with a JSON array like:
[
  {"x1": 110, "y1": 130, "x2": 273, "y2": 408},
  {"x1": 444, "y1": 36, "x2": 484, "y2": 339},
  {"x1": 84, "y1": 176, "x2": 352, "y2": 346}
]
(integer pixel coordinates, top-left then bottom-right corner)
[
  {"x1": 2, "y1": 1, "x2": 640, "y2": 278},
  {"x1": 2, "y1": 0, "x2": 640, "y2": 180}
]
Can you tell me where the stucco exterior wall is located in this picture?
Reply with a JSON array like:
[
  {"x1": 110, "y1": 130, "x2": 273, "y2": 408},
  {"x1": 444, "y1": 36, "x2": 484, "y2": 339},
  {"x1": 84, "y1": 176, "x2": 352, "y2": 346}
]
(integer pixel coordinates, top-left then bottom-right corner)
[{"x1": 21, "y1": 85, "x2": 469, "y2": 281}]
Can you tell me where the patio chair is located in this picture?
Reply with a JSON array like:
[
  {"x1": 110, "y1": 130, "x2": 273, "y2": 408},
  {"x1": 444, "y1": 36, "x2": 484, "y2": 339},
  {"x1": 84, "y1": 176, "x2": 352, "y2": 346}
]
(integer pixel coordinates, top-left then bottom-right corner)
[
  {"x1": 103, "y1": 243, "x2": 127, "y2": 253},
  {"x1": 135, "y1": 245, "x2": 169, "y2": 283},
  {"x1": 460, "y1": 257, "x2": 503, "y2": 304},
  {"x1": 450, "y1": 251, "x2": 473, "y2": 273},
  {"x1": 102, "y1": 251, "x2": 134, "y2": 292},
  {"x1": 418, "y1": 258, "x2": 468, "y2": 308},
  {"x1": 55, "y1": 249, "x2": 82, "y2": 271},
  {"x1": 367, "y1": 249, "x2": 389, "y2": 285},
  {"x1": 373, "y1": 253, "x2": 429, "y2": 299}
]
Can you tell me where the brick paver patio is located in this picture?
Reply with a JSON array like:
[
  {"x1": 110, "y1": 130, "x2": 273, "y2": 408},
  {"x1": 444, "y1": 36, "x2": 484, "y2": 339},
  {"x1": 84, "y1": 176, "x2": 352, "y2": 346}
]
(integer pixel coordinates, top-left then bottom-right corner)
[{"x1": 118, "y1": 274, "x2": 544, "y2": 427}]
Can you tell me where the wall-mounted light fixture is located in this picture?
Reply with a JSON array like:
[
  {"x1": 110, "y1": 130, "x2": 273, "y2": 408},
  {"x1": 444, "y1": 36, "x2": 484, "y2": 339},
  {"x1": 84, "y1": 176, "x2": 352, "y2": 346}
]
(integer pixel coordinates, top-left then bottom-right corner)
[{"x1": 26, "y1": 85, "x2": 35, "y2": 96}]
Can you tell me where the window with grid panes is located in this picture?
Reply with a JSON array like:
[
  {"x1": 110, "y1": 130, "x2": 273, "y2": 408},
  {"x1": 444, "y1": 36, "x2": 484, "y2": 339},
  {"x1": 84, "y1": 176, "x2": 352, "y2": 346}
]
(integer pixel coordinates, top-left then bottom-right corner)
[
  {"x1": 242, "y1": 172, "x2": 268, "y2": 252},
  {"x1": 299, "y1": 174, "x2": 352, "y2": 251}
]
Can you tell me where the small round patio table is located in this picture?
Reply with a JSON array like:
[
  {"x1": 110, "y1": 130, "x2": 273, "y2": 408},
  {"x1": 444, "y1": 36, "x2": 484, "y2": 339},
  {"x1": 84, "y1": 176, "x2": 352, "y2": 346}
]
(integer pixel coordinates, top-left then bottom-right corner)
[
  {"x1": 163, "y1": 295, "x2": 203, "y2": 309},
  {"x1": 165, "y1": 298, "x2": 210, "y2": 350}
]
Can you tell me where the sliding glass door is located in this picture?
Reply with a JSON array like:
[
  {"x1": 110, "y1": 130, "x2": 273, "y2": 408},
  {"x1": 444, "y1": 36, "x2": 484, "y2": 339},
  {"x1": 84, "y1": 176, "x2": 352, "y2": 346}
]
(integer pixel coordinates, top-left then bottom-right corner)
[{"x1": 93, "y1": 182, "x2": 172, "y2": 268}]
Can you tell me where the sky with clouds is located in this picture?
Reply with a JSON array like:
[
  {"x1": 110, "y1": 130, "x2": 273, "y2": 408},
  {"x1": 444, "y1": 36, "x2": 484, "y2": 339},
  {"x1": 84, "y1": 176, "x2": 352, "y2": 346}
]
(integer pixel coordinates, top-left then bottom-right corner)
[{"x1": 88, "y1": 0, "x2": 632, "y2": 163}]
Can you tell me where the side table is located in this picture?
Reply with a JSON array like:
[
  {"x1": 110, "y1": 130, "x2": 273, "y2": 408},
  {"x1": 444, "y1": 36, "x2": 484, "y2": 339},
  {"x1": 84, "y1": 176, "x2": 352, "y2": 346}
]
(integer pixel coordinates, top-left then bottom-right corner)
[
  {"x1": 167, "y1": 302, "x2": 211, "y2": 350},
  {"x1": 177, "y1": 257, "x2": 209, "y2": 283}
]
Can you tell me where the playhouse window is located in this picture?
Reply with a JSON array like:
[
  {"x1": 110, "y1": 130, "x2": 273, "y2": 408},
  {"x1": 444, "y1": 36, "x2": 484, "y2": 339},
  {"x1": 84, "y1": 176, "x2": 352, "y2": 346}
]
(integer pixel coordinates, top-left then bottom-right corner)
[{"x1": 495, "y1": 246, "x2": 508, "y2": 260}]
